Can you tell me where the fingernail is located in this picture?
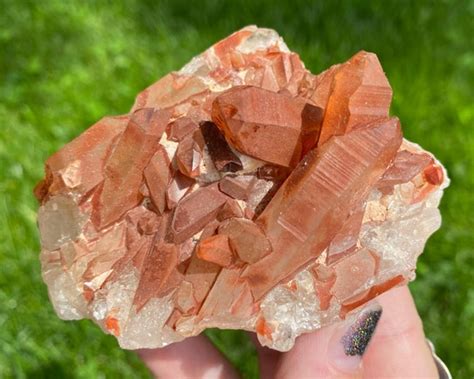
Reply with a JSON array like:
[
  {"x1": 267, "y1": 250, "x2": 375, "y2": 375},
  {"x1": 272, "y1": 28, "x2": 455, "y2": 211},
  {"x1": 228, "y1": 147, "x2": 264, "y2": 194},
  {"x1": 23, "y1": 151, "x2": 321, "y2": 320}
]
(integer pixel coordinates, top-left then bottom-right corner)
[{"x1": 327, "y1": 304, "x2": 382, "y2": 374}]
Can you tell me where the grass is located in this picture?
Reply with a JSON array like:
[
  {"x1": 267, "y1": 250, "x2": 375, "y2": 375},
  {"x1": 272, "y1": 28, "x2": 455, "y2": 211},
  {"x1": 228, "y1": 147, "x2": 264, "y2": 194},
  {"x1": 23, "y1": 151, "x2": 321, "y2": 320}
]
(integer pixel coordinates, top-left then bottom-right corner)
[{"x1": 0, "y1": 0, "x2": 473, "y2": 377}]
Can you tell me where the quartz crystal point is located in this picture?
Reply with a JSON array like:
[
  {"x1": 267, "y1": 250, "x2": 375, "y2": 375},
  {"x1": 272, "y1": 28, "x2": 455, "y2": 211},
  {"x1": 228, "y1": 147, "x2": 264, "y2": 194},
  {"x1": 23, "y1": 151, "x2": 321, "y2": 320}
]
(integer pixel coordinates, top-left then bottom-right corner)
[
  {"x1": 36, "y1": 26, "x2": 449, "y2": 351},
  {"x1": 212, "y1": 86, "x2": 323, "y2": 167}
]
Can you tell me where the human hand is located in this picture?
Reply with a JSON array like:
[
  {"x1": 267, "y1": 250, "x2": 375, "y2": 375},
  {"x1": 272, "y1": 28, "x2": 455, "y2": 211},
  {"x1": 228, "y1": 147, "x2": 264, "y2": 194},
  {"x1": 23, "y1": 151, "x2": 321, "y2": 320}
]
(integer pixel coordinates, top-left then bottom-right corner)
[{"x1": 137, "y1": 286, "x2": 440, "y2": 378}]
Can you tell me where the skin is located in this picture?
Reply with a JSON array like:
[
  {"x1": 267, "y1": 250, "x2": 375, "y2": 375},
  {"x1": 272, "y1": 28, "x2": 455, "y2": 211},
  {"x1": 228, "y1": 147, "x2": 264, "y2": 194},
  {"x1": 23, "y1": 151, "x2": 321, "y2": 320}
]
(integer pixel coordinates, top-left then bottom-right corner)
[{"x1": 136, "y1": 286, "x2": 439, "y2": 378}]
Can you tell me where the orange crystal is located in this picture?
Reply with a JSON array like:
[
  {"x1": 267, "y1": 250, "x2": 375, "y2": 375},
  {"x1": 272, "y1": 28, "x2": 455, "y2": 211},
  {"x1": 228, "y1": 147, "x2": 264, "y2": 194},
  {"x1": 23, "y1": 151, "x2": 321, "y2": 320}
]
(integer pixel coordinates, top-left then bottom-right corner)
[
  {"x1": 212, "y1": 86, "x2": 322, "y2": 167},
  {"x1": 36, "y1": 26, "x2": 448, "y2": 351}
]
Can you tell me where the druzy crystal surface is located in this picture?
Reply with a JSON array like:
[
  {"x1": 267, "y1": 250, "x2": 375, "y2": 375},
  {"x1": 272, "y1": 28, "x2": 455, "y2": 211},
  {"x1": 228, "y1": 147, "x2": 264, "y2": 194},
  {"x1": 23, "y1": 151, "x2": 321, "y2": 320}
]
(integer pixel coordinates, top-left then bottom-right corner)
[{"x1": 35, "y1": 26, "x2": 448, "y2": 351}]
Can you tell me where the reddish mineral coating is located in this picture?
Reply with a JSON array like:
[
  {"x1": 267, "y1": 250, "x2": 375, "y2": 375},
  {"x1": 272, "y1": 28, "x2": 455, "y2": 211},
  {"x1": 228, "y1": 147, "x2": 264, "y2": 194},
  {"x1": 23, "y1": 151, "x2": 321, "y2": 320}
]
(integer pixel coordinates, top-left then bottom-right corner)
[
  {"x1": 197, "y1": 267, "x2": 254, "y2": 321},
  {"x1": 35, "y1": 115, "x2": 128, "y2": 202},
  {"x1": 166, "y1": 117, "x2": 199, "y2": 142},
  {"x1": 219, "y1": 218, "x2": 272, "y2": 264},
  {"x1": 197, "y1": 234, "x2": 234, "y2": 267},
  {"x1": 170, "y1": 184, "x2": 228, "y2": 243},
  {"x1": 423, "y1": 164, "x2": 444, "y2": 185},
  {"x1": 212, "y1": 86, "x2": 322, "y2": 167},
  {"x1": 377, "y1": 149, "x2": 433, "y2": 188},
  {"x1": 217, "y1": 199, "x2": 245, "y2": 221},
  {"x1": 256, "y1": 317, "x2": 273, "y2": 340},
  {"x1": 144, "y1": 146, "x2": 171, "y2": 214},
  {"x1": 105, "y1": 316, "x2": 121, "y2": 336},
  {"x1": 312, "y1": 265, "x2": 337, "y2": 311},
  {"x1": 182, "y1": 253, "x2": 220, "y2": 306},
  {"x1": 340, "y1": 275, "x2": 406, "y2": 317},
  {"x1": 175, "y1": 281, "x2": 197, "y2": 313},
  {"x1": 318, "y1": 52, "x2": 393, "y2": 145},
  {"x1": 133, "y1": 242, "x2": 181, "y2": 311},
  {"x1": 94, "y1": 109, "x2": 170, "y2": 228},
  {"x1": 175, "y1": 132, "x2": 203, "y2": 178},
  {"x1": 166, "y1": 172, "x2": 195, "y2": 209},
  {"x1": 132, "y1": 73, "x2": 209, "y2": 111},
  {"x1": 309, "y1": 64, "x2": 341, "y2": 110},
  {"x1": 36, "y1": 26, "x2": 447, "y2": 352},
  {"x1": 243, "y1": 117, "x2": 402, "y2": 299},
  {"x1": 331, "y1": 249, "x2": 377, "y2": 301},
  {"x1": 218, "y1": 175, "x2": 256, "y2": 200},
  {"x1": 326, "y1": 205, "x2": 365, "y2": 263}
]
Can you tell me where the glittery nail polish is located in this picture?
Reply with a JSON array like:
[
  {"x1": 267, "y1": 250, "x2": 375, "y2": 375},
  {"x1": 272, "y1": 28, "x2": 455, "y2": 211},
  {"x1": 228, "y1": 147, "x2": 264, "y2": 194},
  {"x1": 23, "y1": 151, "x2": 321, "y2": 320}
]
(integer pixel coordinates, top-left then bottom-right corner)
[
  {"x1": 342, "y1": 308, "x2": 382, "y2": 356},
  {"x1": 327, "y1": 304, "x2": 382, "y2": 374}
]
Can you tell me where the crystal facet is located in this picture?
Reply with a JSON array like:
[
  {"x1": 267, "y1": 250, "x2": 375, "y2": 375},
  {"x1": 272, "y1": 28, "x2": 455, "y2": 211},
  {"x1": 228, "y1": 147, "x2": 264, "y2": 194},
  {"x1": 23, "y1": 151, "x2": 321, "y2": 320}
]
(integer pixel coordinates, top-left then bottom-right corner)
[{"x1": 36, "y1": 26, "x2": 448, "y2": 351}]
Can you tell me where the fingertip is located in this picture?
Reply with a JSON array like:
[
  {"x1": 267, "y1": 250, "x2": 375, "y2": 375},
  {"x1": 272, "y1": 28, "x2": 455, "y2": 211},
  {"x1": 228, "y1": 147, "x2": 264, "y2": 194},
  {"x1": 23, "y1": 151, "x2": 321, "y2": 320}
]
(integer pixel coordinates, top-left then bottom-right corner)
[
  {"x1": 274, "y1": 323, "x2": 337, "y2": 378},
  {"x1": 362, "y1": 286, "x2": 439, "y2": 377}
]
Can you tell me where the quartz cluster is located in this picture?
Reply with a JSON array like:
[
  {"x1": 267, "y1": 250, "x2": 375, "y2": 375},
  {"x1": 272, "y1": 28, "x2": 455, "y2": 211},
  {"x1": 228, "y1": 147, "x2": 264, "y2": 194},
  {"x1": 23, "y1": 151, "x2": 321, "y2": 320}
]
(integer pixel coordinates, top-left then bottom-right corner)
[{"x1": 35, "y1": 26, "x2": 448, "y2": 351}]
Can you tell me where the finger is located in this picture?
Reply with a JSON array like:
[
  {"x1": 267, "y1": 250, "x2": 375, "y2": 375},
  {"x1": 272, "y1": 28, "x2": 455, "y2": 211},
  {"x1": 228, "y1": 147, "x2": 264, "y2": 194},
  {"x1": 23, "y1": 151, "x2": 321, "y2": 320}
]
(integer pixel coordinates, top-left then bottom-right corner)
[
  {"x1": 275, "y1": 285, "x2": 438, "y2": 378},
  {"x1": 136, "y1": 335, "x2": 240, "y2": 379},
  {"x1": 326, "y1": 303, "x2": 382, "y2": 377},
  {"x1": 248, "y1": 332, "x2": 282, "y2": 379},
  {"x1": 275, "y1": 314, "x2": 344, "y2": 379},
  {"x1": 362, "y1": 286, "x2": 438, "y2": 378},
  {"x1": 274, "y1": 318, "x2": 344, "y2": 378}
]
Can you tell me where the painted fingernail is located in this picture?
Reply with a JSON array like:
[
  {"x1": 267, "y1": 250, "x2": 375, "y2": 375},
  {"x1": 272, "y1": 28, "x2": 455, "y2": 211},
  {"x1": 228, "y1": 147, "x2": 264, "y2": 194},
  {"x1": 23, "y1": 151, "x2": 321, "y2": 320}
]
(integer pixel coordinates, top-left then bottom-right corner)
[
  {"x1": 342, "y1": 307, "x2": 382, "y2": 356},
  {"x1": 327, "y1": 305, "x2": 382, "y2": 374}
]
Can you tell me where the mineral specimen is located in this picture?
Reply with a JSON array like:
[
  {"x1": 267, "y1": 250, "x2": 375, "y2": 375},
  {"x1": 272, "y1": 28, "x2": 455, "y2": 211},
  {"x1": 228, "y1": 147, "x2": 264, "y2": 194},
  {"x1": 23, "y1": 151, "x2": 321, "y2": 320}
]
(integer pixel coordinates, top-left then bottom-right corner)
[{"x1": 36, "y1": 26, "x2": 449, "y2": 351}]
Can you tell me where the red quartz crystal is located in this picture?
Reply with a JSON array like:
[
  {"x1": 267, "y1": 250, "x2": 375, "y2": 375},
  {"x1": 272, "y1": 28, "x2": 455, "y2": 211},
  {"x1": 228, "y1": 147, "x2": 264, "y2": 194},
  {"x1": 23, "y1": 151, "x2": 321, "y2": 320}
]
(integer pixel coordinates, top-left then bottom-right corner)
[
  {"x1": 94, "y1": 108, "x2": 170, "y2": 228},
  {"x1": 212, "y1": 86, "x2": 322, "y2": 167},
  {"x1": 36, "y1": 26, "x2": 447, "y2": 351},
  {"x1": 144, "y1": 146, "x2": 171, "y2": 214},
  {"x1": 318, "y1": 51, "x2": 393, "y2": 145},
  {"x1": 244, "y1": 117, "x2": 402, "y2": 299},
  {"x1": 197, "y1": 234, "x2": 234, "y2": 267}
]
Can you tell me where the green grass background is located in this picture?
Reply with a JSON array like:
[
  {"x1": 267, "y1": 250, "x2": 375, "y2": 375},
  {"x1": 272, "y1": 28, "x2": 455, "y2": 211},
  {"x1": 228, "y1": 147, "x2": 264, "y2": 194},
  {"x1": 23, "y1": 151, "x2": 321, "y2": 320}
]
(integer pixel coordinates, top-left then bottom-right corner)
[{"x1": 0, "y1": 0, "x2": 473, "y2": 377}]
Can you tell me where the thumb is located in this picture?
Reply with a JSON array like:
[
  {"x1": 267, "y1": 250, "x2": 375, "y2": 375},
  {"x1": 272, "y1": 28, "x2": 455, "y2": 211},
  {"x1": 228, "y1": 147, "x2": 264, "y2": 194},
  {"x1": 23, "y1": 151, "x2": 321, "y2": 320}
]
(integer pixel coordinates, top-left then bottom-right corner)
[
  {"x1": 276, "y1": 286, "x2": 438, "y2": 378},
  {"x1": 275, "y1": 305, "x2": 380, "y2": 378}
]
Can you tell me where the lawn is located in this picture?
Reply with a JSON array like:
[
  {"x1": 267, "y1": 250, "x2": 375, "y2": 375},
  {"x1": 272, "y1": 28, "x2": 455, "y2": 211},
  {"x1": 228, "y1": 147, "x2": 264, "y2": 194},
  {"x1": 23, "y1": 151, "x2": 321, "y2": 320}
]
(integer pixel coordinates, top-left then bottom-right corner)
[{"x1": 0, "y1": 1, "x2": 473, "y2": 378}]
